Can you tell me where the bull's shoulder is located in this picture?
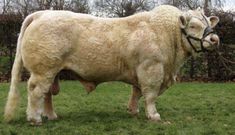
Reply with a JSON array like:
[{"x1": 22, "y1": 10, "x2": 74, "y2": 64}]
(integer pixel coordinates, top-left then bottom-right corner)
[
  {"x1": 129, "y1": 25, "x2": 155, "y2": 47},
  {"x1": 124, "y1": 24, "x2": 166, "y2": 64}
]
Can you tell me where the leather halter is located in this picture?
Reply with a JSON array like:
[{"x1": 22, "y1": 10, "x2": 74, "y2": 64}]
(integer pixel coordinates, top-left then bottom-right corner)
[{"x1": 181, "y1": 14, "x2": 215, "y2": 53}]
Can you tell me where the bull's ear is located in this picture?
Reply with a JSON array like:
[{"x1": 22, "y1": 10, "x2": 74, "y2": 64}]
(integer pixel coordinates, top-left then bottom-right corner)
[
  {"x1": 209, "y1": 16, "x2": 219, "y2": 28},
  {"x1": 196, "y1": 7, "x2": 204, "y2": 14},
  {"x1": 196, "y1": 7, "x2": 201, "y2": 12},
  {"x1": 179, "y1": 15, "x2": 187, "y2": 29}
]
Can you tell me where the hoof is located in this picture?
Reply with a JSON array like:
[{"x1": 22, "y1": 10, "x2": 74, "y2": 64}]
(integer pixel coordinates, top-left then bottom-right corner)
[
  {"x1": 127, "y1": 108, "x2": 139, "y2": 116},
  {"x1": 43, "y1": 112, "x2": 58, "y2": 120},
  {"x1": 148, "y1": 113, "x2": 161, "y2": 123},
  {"x1": 28, "y1": 118, "x2": 42, "y2": 126},
  {"x1": 27, "y1": 115, "x2": 43, "y2": 126},
  {"x1": 30, "y1": 121, "x2": 42, "y2": 126},
  {"x1": 162, "y1": 121, "x2": 172, "y2": 125},
  {"x1": 47, "y1": 114, "x2": 58, "y2": 120},
  {"x1": 4, "y1": 114, "x2": 13, "y2": 123}
]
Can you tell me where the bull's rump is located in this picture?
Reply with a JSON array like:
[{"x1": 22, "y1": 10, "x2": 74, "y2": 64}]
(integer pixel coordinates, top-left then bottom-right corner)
[{"x1": 21, "y1": 11, "x2": 139, "y2": 83}]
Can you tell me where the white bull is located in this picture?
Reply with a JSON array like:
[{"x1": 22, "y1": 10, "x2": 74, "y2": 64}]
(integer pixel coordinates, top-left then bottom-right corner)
[{"x1": 4, "y1": 5, "x2": 219, "y2": 125}]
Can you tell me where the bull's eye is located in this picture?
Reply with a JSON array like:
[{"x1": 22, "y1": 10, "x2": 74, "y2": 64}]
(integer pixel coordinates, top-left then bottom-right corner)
[{"x1": 189, "y1": 25, "x2": 196, "y2": 29}]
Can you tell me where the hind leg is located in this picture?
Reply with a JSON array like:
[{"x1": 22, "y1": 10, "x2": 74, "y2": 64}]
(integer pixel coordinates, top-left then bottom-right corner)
[
  {"x1": 43, "y1": 91, "x2": 58, "y2": 120},
  {"x1": 50, "y1": 75, "x2": 60, "y2": 95},
  {"x1": 127, "y1": 86, "x2": 142, "y2": 115},
  {"x1": 42, "y1": 75, "x2": 59, "y2": 120},
  {"x1": 26, "y1": 74, "x2": 53, "y2": 125}
]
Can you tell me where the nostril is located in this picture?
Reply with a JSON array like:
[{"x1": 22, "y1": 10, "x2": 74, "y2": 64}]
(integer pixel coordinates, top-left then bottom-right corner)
[
  {"x1": 210, "y1": 37, "x2": 216, "y2": 43},
  {"x1": 210, "y1": 36, "x2": 218, "y2": 44}
]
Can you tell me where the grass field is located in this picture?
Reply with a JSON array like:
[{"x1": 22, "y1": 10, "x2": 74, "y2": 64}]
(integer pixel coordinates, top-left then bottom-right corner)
[{"x1": 0, "y1": 81, "x2": 234, "y2": 135}]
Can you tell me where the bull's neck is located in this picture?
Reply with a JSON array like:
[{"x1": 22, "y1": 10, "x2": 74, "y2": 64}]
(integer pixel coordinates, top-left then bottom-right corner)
[{"x1": 172, "y1": 28, "x2": 193, "y2": 74}]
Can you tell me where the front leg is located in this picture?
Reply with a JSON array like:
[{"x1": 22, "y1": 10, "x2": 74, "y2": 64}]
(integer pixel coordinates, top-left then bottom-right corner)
[
  {"x1": 127, "y1": 86, "x2": 142, "y2": 115},
  {"x1": 137, "y1": 61, "x2": 164, "y2": 122}
]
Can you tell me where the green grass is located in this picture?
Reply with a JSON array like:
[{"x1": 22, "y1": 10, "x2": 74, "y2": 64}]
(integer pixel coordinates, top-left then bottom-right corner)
[{"x1": 0, "y1": 81, "x2": 234, "y2": 135}]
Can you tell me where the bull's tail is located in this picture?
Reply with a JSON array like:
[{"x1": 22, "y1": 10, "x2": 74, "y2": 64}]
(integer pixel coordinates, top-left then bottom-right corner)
[{"x1": 4, "y1": 13, "x2": 37, "y2": 122}]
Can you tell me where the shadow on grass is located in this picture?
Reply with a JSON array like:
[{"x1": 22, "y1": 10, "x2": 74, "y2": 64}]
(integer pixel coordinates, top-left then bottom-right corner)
[
  {"x1": 2, "y1": 109, "x2": 145, "y2": 127},
  {"x1": 59, "y1": 109, "x2": 144, "y2": 124}
]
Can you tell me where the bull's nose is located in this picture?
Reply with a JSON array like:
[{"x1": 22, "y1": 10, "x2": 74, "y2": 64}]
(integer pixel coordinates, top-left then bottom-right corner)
[{"x1": 210, "y1": 34, "x2": 219, "y2": 45}]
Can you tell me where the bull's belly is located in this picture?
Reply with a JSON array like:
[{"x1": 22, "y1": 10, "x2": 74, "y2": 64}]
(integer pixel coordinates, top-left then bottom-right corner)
[{"x1": 63, "y1": 59, "x2": 136, "y2": 85}]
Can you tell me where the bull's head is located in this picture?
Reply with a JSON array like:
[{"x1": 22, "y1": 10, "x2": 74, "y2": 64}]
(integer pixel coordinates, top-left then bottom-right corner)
[{"x1": 179, "y1": 8, "x2": 220, "y2": 53}]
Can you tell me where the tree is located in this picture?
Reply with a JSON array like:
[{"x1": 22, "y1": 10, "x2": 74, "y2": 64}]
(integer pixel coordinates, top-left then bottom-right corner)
[
  {"x1": 166, "y1": 0, "x2": 201, "y2": 9},
  {"x1": 4, "y1": 0, "x2": 90, "y2": 17},
  {"x1": 163, "y1": 0, "x2": 224, "y2": 10},
  {"x1": 94, "y1": 0, "x2": 156, "y2": 17},
  {"x1": 64, "y1": 0, "x2": 89, "y2": 13},
  {"x1": 2, "y1": 0, "x2": 11, "y2": 14}
]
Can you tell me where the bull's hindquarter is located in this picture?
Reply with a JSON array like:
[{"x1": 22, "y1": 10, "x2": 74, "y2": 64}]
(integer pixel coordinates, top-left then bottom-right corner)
[{"x1": 21, "y1": 6, "x2": 187, "y2": 124}]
